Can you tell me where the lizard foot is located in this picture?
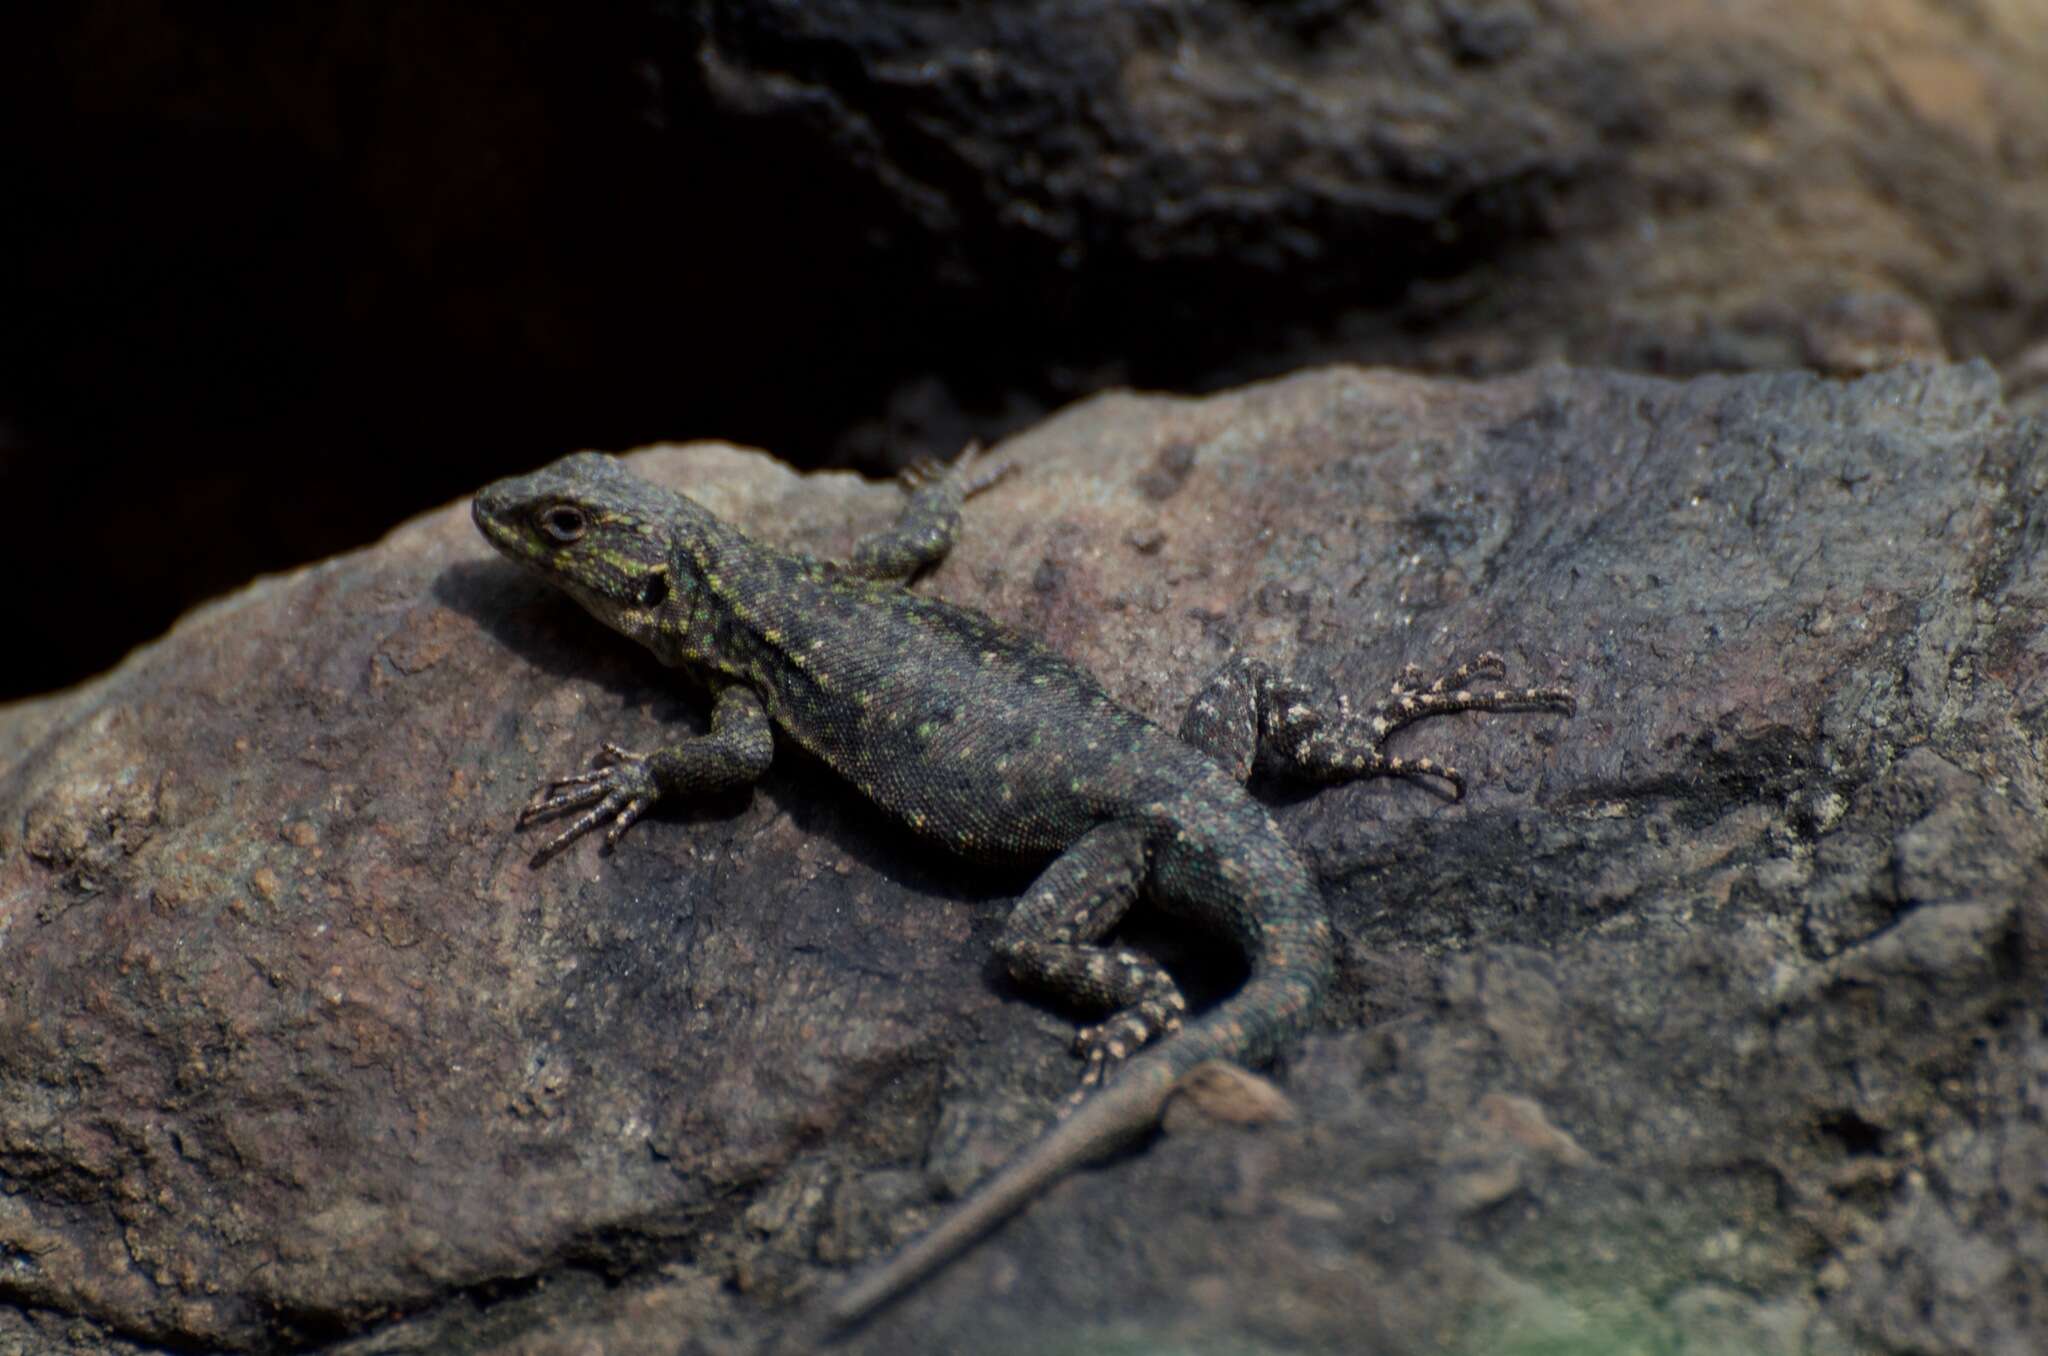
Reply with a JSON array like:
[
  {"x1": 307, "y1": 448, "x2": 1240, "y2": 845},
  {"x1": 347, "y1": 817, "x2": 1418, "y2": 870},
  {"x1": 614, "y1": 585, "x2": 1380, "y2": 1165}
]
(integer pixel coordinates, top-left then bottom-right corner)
[
  {"x1": 1181, "y1": 649, "x2": 1574, "y2": 797},
  {"x1": 1071, "y1": 993, "x2": 1187, "y2": 1096},
  {"x1": 904, "y1": 438, "x2": 1014, "y2": 500},
  {"x1": 1359, "y1": 651, "x2": 1576, "y2": 800},
  {"x1": 515, "y1": 743, "x2": 662, "y2": 865}
]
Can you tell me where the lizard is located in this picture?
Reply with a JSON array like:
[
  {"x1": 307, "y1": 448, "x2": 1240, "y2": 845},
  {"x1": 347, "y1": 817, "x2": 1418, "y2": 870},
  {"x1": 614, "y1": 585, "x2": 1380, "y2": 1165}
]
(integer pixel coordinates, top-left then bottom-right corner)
[{"x1": 471, "y1": 446, "x2": 1576, "y2": 1333}]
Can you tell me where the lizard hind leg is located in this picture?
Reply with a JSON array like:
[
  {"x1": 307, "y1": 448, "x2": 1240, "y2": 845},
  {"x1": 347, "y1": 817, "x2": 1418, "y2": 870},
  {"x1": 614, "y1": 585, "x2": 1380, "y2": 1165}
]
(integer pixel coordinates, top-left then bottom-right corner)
[
  {"x1": 994, "y1": 820, "x2": 1188, "y2": 1092},
  {"x1": 1179, "y1": 651, "x2": 1576, "y2": 798}
]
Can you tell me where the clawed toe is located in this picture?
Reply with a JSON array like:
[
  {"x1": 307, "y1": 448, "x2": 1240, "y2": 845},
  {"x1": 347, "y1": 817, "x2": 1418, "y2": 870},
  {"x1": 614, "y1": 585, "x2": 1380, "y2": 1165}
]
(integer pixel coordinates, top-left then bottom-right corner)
[
  {"x1": 901, "y1": 440, "x2": 1011, "y2": 500},
  {"x1": 516, "y1": 745, "x2": 662, "y2": 864}
]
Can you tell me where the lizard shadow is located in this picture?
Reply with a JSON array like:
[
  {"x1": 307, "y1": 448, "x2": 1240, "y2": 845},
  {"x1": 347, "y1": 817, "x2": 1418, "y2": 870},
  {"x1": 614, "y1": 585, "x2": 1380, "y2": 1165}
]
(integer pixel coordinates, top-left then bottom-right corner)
[{"x1": 439, "y1": 556, "x2": 672, "y2": 686}]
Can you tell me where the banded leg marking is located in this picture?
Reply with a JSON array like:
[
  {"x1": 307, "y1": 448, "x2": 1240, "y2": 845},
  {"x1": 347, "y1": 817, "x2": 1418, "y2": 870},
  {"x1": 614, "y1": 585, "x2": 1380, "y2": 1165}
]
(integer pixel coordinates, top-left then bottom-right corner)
[
  {"x1": 994, "y1": 821, "x2": 1188, "y2": 1090},
  {"x1": 1180, "y1": 650, "x2": 1576, "y2": 797}
]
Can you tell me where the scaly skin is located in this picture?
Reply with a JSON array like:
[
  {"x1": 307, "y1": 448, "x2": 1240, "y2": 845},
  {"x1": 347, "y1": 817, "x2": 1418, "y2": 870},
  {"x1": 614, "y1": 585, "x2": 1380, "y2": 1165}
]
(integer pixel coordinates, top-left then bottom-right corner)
[{"x1": 472, "y1": 449, "x2": 1575, "y2": 1333}]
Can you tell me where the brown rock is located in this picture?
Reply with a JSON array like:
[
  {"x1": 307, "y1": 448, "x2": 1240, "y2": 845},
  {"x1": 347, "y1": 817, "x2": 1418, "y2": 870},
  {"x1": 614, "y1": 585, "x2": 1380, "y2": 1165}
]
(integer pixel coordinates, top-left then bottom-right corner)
[{"x1": 2, "y1": 363, "x2": 2044, "y2": 1353}]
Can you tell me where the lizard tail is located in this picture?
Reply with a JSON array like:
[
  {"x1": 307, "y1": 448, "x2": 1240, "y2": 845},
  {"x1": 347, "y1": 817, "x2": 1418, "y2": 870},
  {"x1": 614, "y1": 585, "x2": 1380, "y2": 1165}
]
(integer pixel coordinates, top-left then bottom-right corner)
[
  {"x1": 821, "y1": 1054, "x2": 1182, "y2": 1330},
  {"x1": 821, "y1": 945, "x2": 1329, "y2": 1332}
]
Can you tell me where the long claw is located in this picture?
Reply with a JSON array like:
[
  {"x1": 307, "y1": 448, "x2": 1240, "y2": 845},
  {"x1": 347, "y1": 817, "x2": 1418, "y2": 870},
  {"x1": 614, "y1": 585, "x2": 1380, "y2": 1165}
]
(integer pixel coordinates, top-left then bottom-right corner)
[
  {"x1": 1384, "y1": 754, "x2": 1467, "y2": 801},
  {"x1": 962, "y1": 462, "x2": 1013, "y2": 499},
  {"x1": 529, "y1": 801, "x2": 604, "y2": 865},
  {"x1": 603, "y1": 796, "x2": 654, "y2": 848},
  {"x1": 543, "y1": 769, "x2": 609, "y2": 792},
  {"x1": 517, "y1": 778, "x2": 610, "y2": 826},
  {"x1": 1425, "y1": 651, "x2": 1505, "y2": 695}
]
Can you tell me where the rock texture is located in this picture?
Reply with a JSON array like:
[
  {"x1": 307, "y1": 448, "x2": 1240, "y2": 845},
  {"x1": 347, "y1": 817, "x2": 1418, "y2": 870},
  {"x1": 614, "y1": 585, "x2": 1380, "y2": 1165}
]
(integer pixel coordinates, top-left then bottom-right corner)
[
  {"x1": 697, "y1": 0, "x2": 2048, "y2": 379},
  {"x1": 2, "y1": 362, "x2": 2045, "y2": 1354}
]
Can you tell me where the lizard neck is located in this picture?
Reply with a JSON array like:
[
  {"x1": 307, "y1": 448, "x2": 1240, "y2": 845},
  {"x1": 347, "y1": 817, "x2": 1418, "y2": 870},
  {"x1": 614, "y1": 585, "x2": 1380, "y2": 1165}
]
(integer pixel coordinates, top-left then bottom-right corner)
[{"x1": 657, "y1": 531, "x2": 839, "y2": 694}]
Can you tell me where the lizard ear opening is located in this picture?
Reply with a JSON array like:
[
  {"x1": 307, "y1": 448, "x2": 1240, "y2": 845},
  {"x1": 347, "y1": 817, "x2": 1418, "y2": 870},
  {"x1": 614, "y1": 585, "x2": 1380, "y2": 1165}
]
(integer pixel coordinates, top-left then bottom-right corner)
[{"x1": 636, "y1": 569, "x2": 670, "y2": 609}]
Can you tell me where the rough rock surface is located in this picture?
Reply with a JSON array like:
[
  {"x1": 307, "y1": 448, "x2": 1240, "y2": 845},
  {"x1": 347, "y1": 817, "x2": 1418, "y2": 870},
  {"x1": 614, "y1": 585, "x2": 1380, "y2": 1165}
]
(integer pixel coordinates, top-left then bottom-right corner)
[
  {"x1": 698, "y1": 0, "x2": 2048, "y2": 379},
  {"x1": 2, "y1": 362, "x2": 2044, "y2": 1354}
]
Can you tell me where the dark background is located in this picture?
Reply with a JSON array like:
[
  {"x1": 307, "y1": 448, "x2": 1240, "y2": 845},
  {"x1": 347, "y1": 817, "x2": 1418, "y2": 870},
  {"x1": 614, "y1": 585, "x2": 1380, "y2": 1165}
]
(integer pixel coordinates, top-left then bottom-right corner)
[{"x1": 5, "y1": 1, "x2": 2045, "y2": 700}]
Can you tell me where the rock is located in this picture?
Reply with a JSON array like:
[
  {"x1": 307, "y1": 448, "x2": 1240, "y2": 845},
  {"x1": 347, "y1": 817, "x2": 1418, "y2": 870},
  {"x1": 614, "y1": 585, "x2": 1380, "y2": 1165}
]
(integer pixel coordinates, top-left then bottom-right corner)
[
  {"x1": 2, "y1": 362, "x2": 2043, "y2": 1353},
  {"x1": 16, "y1": 1, "x2": 2048, "y2": 705}
]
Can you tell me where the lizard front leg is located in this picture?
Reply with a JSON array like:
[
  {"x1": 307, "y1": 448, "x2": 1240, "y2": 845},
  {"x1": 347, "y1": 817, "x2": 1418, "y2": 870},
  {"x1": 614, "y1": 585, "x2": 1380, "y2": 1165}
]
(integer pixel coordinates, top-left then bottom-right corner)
[
  {"x1": 1180, "y1": 650, "x2": 1576, "y2": 793},
  {"x1": 843, "y1": 441, "x2": 1012, "y2": 582},
  {"x1": 993, "y1": 820, "x2": 1188, "y2": 1088},
  {"x1": 516, "y1": 683, "x2": 773, "y2": 865}
]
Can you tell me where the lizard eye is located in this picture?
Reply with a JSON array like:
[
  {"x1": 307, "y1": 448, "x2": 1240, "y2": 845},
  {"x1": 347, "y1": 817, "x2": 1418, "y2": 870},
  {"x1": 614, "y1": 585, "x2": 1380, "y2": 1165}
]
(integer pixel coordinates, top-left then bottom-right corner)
[
  {"x1": 538, "y1": 505, "x2": 587, "y2": 543},
  {"x1": 636, "y1": 570, "x2": 669, "y2": 609}
]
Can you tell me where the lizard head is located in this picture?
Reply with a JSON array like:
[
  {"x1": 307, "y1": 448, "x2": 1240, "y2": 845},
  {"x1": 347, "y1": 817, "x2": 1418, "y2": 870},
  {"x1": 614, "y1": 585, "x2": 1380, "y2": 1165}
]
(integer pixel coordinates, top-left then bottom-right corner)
[{"x1": 473, "y1": 451, "x2": 714, "y2": 658}]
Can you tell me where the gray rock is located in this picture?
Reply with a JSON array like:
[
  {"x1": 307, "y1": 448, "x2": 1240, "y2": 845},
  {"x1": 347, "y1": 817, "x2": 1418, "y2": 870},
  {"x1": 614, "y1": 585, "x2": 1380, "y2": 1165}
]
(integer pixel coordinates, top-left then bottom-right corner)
[{"x1": 2, "y1": 362, "x2": 2042, "y2": 1353}]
